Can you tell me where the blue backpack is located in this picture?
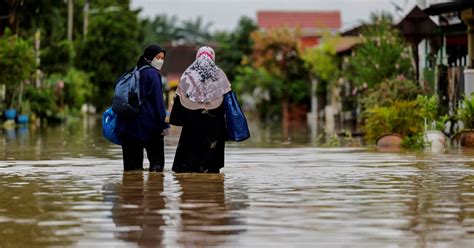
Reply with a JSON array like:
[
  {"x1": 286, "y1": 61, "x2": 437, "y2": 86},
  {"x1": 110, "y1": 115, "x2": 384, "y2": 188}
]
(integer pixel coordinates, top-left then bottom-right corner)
[
  {"x1": 112, "y1": 65, "x2": 151, "y2": 116},
  {"x1": 102, "y1": 65, "x2": 151, "y2": 145}
]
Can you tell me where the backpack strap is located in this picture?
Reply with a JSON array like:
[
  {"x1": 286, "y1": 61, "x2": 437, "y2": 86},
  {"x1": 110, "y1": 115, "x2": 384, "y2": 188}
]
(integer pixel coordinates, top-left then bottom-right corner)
[
  {"x1": 137, "y1": 65, "x2": 152, "y2": 71},
  {"x1": 136, "y1": 65, "x2": 155, "y2": 105}
]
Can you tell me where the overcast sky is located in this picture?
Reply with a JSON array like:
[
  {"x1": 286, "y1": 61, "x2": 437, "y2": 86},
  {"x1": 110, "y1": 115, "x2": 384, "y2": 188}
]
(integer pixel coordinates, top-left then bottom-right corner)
[{"x1": 131, "y1": 0, "x2": 423, "y2": 32}]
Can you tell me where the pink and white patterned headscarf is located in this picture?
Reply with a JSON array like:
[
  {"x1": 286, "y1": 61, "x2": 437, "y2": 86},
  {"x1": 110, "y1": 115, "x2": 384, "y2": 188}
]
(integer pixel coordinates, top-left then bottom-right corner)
[
  {"x1": 196, "y1": 46, "x2": 215, "y2": 61},
  {"x1": 178, "y1": 46, "x2": 231, "y2": 103}
]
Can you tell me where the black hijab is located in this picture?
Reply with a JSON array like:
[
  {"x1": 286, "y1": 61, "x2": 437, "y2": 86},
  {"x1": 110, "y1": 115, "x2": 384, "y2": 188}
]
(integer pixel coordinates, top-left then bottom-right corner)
[{"x1": 137, "y1": 44, "x2": 166, "y2": 68}]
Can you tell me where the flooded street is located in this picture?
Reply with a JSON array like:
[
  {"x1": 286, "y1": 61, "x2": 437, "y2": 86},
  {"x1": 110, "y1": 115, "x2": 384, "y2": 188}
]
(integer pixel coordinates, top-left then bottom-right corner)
[{"x1": 1, "y1": 119, "x2": 474, "y2": 247}]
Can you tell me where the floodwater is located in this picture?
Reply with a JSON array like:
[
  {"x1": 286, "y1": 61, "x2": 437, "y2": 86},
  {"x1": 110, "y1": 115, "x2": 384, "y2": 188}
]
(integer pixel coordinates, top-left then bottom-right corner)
[{"x1": 1, "y1": 118, "x2": 474, "y2": 247}]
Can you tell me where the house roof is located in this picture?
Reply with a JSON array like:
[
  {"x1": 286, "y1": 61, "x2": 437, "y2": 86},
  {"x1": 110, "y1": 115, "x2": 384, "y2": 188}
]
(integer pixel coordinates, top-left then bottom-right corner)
[
  {"x1": 424, "y1": 0, "x2": 474, "y2": 16},
  {"x1": 257, "y1": 11, "x2": 341, "y2": 31},
  {"x1": 333, "y1": 37, "x2": 363, "y2": 54},
  {"x1": 159, "y1": 44, "x2": 198, "y2": 87},
  {"x1": 397, "y1": 6, "x2": 438, "y2": 45},
  {"x1": 160, "y1": 44, "x2": 197, "y2": 76}
]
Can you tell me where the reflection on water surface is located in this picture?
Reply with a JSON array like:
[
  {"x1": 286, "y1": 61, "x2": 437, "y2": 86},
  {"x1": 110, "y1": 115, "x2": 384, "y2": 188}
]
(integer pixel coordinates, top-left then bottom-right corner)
[{"x1": 1, "y1": 119, "x2": 474, "y2": 247}]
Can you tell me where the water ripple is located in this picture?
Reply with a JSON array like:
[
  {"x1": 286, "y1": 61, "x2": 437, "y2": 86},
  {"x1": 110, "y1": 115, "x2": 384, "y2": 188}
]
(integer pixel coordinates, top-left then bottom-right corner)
[{"x1": 1, "y1": 141, "x2": 474, "y2": 247}]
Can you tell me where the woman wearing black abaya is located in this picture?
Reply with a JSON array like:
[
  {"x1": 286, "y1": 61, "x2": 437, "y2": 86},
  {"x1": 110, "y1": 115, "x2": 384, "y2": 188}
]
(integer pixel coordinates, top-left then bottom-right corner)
[{"x1": 169, "y1": 46, "x2": 231, "y2": 173}]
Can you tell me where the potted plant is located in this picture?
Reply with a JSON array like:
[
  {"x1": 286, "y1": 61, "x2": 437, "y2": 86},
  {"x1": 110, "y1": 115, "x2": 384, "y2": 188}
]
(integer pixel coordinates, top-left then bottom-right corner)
[
  {"x1": 455, "y1": 94, "x2": 474, "y2": 147},
  {"x1": 423, "y1": 118, "x2": 448, "y2": 152},
  {"x1": 0, "y1": 30, "x2": 36, "y2": 122},
  {"x1": 4, "y1": 86, "x2": 18, "y2": 120},
  {"x1": 359, "y1": 77, "x2": 427, "y2": 150},
  {"x1": 365, "y1": 95, "x2": 444, "y2": 151},
  {"x1": 417, "y1": 95, "x2": 448, "y2": 151},
  {"x1": 4, "y1": 108, "x2": 16, "y2": 120},
  {"x1": 4, "y1": 85, "x2": 17, "y2": 120},
  {"x1": 375, "y1": 133, "x2": 404, "y2": 150},
  {"x1": 364, "y1": 100, "x2": 423, "y2": 150}
]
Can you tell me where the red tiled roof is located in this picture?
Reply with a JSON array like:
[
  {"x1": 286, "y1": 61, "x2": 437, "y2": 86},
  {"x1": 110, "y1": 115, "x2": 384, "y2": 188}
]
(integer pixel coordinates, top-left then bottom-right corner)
[{"x1": 257, "y1": 11, "x2": 341, "y2": 30}]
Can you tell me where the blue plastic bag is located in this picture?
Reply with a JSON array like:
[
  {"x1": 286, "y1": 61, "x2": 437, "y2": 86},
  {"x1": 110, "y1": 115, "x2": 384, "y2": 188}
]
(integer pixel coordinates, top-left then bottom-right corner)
[
  {"x1": 102, "y1": 107, "x2": 121, "y2": 145},
  {"x1": 224, "y1": 91, "x2": 250, "y2": 142}
]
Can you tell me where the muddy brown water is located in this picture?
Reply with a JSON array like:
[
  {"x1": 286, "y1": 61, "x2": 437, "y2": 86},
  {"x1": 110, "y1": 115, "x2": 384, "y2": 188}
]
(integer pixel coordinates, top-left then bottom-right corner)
[{"x1": 1, "y1": 118, "x2": 474, "y2": 247}]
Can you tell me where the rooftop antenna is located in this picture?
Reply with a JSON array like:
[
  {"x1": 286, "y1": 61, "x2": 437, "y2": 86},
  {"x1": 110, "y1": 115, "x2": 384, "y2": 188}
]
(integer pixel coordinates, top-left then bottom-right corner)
[{"x1": 391, "y1": 0, "x2": 409, "y2": 18}]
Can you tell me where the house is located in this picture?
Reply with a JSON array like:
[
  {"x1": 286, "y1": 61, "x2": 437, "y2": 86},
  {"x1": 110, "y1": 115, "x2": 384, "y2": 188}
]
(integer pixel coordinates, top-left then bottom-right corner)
[
  {"x1": 257, "y1": 11, "x2": 341, "y2": 48},
  {"x1": 423, "y1": 0, "x2": 474, "y2": 110},
  {"x1": 159, "y1": 45, "x2": 198, "y2": 107}
]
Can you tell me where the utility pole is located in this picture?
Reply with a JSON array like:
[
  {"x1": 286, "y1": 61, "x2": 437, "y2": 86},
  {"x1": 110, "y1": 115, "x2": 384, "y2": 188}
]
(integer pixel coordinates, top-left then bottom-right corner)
[
  {"x1": 67, "y1": 0, "x2": 73, "y2": 41},
  {"x1": 83, "y1": 0, "x2": 89, "y2": 37}
]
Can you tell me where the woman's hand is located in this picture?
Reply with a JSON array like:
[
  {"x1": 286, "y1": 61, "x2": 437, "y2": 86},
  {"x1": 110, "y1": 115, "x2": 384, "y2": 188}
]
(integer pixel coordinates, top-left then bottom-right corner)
[{"x1": 161, "y1": 128, "x2": 170, "y2": 136}]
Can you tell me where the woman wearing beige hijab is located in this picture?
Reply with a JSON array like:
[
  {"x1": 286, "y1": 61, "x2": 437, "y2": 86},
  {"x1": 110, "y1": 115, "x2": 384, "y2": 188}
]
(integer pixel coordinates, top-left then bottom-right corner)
[{"x1": 169, "y1": 46, "x2": 231, "y2": 173}]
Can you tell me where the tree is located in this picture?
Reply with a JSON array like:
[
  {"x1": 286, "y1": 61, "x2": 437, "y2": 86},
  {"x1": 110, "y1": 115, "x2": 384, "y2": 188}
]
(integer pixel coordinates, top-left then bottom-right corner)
[
  {"x1": 345, "y1": 13, "x2": 414, "y2": 88},
  {"x1": 301, "y1": 38, "x2": 339, "y2": 102},
  {"x1": 1, "y1": 0, "x2": 85, "y2": 75},
  {"x1": 140, "y1": 14, "x2": 181, "y2": 47},
  {"x1": 301, "y1": 40, "x2": 339, "y2": 83},
  {"x1": 76, "y1": 2, "x2": 141, "y2": 110},
  {"x1": 0, "y1": 29, "x2": 36, "y2": 109},
  {"x1": 140, "y1": 15, "x2": 214, "y2": 47},
  {"x1": 41, "y1": 40, "x2": 76, "y2": 74},
  {"x1": 1, "y1": 0, "x2": 65, "y2": 38},
  {"x1": 214, "y1": 16, "x2": 257, "y2": 81},
  {"x1": 6, "y1": 0, "x2": 85, "y2": 48},
  {"x1": 178, "y1": 17, "x2": 213, "y2": 45},
  {"x1": 250, "y1": 27, "x2": 309, "y2": 136},
  {"x1": 300, "y1": 38, "x2": 340, "y2": 132}
]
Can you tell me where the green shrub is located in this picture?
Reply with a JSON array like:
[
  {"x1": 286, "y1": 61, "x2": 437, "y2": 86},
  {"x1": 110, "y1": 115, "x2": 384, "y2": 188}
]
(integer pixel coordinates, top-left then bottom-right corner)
[
  {"x1": 363, "y1": 101, "x2": 421, "y2": 142},
  {"x1": 364, "y1": 96, "x2": 439, "y2": 143},
  {"x1": 19, "y1": 100, "x2": 31, "y2": 115},
  {"x1": 457, "y1": 94, "x2": 474, "y2": 129},
  {"x1": 63, "y1": 69, "x2": 93, "y2": 114},
  {"x1": 401, "y1": 133, "x2": 426, "y2": 149},
  {"x1": 40, "y1": 40, "x2": 75, "y2": 74},
  {"x1": 23, "y1": 85, "x2": 58, "y2": 119},
  {"x1": 416, "y1": 94, "x2": 439, "y2": 124},
  {"x1": 359, "y1": 77, "x2": 423, "y2": 111}
]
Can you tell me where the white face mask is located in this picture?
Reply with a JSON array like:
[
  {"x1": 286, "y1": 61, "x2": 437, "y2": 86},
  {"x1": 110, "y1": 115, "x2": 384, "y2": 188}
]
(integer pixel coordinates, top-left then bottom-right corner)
[{"x1": 150, "y1": 58, "x2": 164, "y2": 70}]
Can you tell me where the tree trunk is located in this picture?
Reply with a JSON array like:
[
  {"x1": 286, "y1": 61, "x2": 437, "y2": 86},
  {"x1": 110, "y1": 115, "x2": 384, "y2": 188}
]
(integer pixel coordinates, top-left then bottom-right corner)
[
  {"x1": 310, "y1": 77, "x2": 319, "y2": 143},
  {"x1": 67, "y1": 0, "x2": 74, "y2": 41},
  {"x1": 282, "y1": 98, "x2": 289, "y2": 139}
]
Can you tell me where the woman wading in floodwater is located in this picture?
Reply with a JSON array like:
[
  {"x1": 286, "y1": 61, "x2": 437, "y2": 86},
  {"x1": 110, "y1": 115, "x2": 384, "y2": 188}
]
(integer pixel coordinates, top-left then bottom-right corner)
[
  {"x1": 115, "y1": 44, "x2": 169, "y2": 172},
  {"x1": 169, "y1": 46, "x2": 231, "y2": 173}
]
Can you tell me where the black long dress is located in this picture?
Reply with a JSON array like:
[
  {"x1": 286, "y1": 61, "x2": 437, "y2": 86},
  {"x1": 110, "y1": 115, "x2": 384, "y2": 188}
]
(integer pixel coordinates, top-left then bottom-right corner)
[{"x1": 170, "y1": 95, "x2": 226, "y2": 173}]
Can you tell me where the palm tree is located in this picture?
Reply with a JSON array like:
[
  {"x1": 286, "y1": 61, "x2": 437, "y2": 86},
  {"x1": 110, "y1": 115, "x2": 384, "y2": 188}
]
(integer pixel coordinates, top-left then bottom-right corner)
[
  {"x1": 141, "y1": 14, "x2": 182, "y2": 46},
  {"x1": 0, "y1": 0, "x2": 21, "y2": 35},
  {"x1": 178, "y1": 17, "x2": 213, "y2": 45}
]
